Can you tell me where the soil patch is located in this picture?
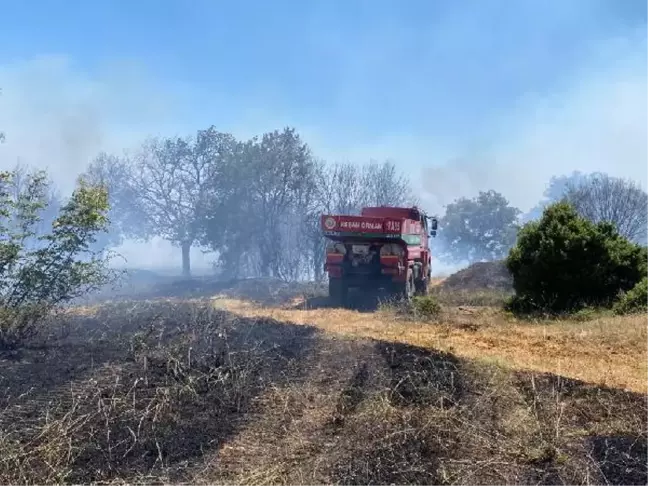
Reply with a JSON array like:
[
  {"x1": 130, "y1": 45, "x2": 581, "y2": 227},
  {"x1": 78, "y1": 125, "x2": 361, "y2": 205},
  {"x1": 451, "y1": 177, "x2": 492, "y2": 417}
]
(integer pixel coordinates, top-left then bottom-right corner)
[{"x1": 441, "y1": 260, "x2": 513, "y2": 291}]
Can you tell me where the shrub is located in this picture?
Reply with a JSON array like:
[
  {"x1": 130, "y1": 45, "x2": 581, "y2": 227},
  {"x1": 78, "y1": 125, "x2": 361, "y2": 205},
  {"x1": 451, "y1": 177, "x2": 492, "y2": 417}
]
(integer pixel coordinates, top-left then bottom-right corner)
[
  {"x1": 378, "y1": 295, "x2": 442, "y2": 321},
  {"x1": 613, "y1": 277, "x2": 648, "y2": 315},
  {"x1": 412, "y1": 295, "x2": 442, "y2": 318},
  {"x1": 0, "y1": 169, "x2": 114, "y2": 348},
  {"x1": 506, "y1": 202, "x2": 647, "y2": 314},
  {"x1": 393, "y1": 295, "x2": 442, "y2": 320},
  {"x1": 571, "y1": 306, "x2": 607, "y2": 322}
]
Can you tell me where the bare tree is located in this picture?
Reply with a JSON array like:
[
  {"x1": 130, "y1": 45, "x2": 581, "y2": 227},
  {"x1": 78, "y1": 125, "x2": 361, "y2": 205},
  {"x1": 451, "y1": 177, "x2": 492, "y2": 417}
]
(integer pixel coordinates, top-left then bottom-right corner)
[
  {"x1": 305, "y1": 161, "x2": 366, "y2": 280},
  {"x1": 315, "y1": 162, "x2": 365, "y2": 215},
  {"x1": 564, "y1": 173, "x2": 647, "y2": 244},
  {"x1": 360, "y1": 159, "x2": 418, "y2": 208},
  {"x1": 81, "y1": 152, "x2": 143, "y2": 251},
  {"x1": 304, "y1": 159, "x2": 417, "y2": 279},
  {"x1": 314, "y1": 159, "x2": 416, "y2": 216},
  {"x1": 125, "y1": 129, "x2": 238, "y2": 277}
]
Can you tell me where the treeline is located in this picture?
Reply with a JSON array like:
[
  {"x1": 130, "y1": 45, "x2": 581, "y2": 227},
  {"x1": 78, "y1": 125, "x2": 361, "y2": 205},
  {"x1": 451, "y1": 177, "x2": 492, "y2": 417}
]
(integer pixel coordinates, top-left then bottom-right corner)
[
  {"x1": 436, "y1": 172, "x2": 647, "y2": 264},
  {"x1": 80, "y1": 127, "x2": 416, "y2": 279},
  {"x1": 4, "y1": 124, "x2": 647, "y2": 280}
]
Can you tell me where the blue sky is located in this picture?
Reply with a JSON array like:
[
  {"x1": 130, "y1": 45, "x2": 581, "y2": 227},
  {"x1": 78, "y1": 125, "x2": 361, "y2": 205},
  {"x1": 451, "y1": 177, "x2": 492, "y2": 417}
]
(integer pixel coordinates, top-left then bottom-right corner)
[
  {"x1": 1, "y1": 0, "x2": 645, "y2": 143},
  {"x1": 0, "y1": 0, "x2": 646, "y2": 268}
]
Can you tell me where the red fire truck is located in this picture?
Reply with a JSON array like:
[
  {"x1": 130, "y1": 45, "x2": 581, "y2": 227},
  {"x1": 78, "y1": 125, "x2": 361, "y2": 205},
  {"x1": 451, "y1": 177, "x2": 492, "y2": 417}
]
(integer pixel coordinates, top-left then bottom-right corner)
[{"x1": 321, "y1": 206, "x2": 438, "y2": 305}]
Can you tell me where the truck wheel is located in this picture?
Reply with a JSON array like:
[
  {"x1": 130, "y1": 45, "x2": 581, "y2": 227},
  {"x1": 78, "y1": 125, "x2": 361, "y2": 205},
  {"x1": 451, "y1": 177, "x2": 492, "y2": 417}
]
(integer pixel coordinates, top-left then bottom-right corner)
[
  {"x1": 415, "y1": 277, "x2": 429, "y2": 296},
  {"x1": 406, "y1": 273, "x2": 415, "y2": 300},
  {"x1": 396, "y1": 273, "x2": 414, "y2": 301},
  {"x1": 329, "y1": 278, "x2": 348, "y2": 307}
]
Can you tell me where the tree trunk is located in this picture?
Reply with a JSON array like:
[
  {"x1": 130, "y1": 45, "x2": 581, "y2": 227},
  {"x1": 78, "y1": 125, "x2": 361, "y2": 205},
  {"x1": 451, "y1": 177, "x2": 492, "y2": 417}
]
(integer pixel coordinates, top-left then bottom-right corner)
[
  {"x1": 313, "y1": 238, "x2": 323, "y2": 281},
  {"x1": 258, "y1": 235, "x2": 273, "y2": 278},
  {"x1": 181, "y1": 241, "x2": 191, "y2": 278}
]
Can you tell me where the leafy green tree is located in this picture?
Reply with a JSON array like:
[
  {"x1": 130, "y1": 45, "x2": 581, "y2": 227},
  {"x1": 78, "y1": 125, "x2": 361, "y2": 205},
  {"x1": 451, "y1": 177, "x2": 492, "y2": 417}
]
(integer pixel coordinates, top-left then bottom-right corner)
[
  {"x1": 613, "y1": 277, "x2": 647, "y2": 315},
  {"x1": 439, "y1": 190, "x2": 521, "y2": 263},
  {"x1": 202, "y1": 127, "x2": 317, "y2": 279},
  {"x1": 247, "y1": 128, "x2": 315, "y2": 278},
  {"x1": 506, "y1": 202, "x2": 647, "y2": 314},
  {"x1": 0, "y1": 168, "x2": 114, "y2": 348}
]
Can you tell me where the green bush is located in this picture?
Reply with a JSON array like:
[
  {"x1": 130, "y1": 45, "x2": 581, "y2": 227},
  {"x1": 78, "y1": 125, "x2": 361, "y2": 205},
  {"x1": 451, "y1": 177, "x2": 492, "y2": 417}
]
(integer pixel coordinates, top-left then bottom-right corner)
[
  {"x1": 506, "y1": 202, "x2": 647, "y2": 314},
  {"x1": 570, "y1": 306, "x2": 610, "y2": 322},
  {"x1": 401, "y1": 295, "x2": 442, "y2": 320},
  {"x1": 0, "y1": 169, "x2": 114, "y2": 348},
  {"x1": 613, "y1": 277, "x2": 648, "y2": 315},
  {"x1": 412, "y1": 295, "x2": 442, "y2": 318},
  {"x1": 379, "y1": 294, "x2": 442, "y2": 320}
]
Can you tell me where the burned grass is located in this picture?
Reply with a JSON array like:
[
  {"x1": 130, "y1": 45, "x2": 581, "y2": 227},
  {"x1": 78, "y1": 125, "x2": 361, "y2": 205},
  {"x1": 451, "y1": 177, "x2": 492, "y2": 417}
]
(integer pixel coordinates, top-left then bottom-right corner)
[
  {"x1": 197, "y1": 335, "x2": 646, "y2": 485},
  {"x1": 0, "y1": 299, "x2": 645, "y2": 484},
  {"x1": 83, "y1": 274, "x2": 328, "y2": 308},
  {"x1": 0, "y1": 300, "x2": 319, "y2": 484}
]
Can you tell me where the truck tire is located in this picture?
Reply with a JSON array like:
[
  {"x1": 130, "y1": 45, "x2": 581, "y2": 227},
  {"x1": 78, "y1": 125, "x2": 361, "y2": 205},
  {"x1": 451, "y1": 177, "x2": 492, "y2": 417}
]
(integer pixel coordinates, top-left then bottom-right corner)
[
  {"x1": 404, "y1": 273, "x2": 415, "y2": 300},
  {"x1": 394, "y1": 273, "x2": 414, "y2": 301},
  {"x1": 416, "y1": 264, "x2": 432, "y2": 296},
  {"x1": 329, "y1": 278, "x2": 348, "y2": 307},
  {"x1": 415, "y1": 277, "x2": 429, "y2": 296}
]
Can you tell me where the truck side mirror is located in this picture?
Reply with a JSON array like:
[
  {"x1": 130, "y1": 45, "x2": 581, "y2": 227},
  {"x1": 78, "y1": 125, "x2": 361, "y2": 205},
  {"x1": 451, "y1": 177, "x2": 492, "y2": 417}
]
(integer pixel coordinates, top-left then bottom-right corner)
[
  {"x1": 430, "y1": 218, "x2": 438, "y2": 232},
  {"x1": 430, "y1": 230, "x2": 437, "y2": 238}
]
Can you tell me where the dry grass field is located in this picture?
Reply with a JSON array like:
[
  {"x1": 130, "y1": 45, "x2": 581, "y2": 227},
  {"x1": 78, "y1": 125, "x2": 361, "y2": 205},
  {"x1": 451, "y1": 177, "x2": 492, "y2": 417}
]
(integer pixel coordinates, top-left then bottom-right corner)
[
  {"x1": 213, "y1": 294, "x2": 647, "y2": 394},
  {"x1": 0, "y1": 275, "x2": 645, "y2": 484}
]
